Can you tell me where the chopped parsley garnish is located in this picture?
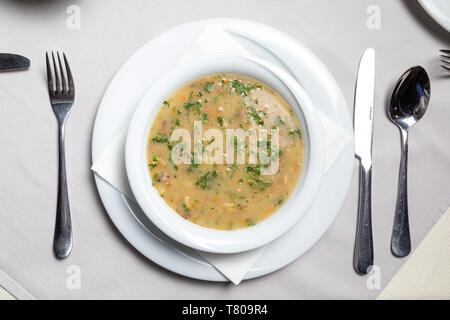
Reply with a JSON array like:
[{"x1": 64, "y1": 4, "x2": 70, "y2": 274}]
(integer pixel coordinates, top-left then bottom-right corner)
[
  {"x1": 274, "y1": 115, "x2": 285, "y2": 127},
  {"x1": 246, "y1": 165, "x2": 272, "y2": 192},
  {"x1": 217, "y1": 116, "x2": 224, "y2": 127},
  {"x1": 196, "y1": 170, "x2": 218, "y2": 190},
  {"x1": 152, "y1": 173, "x2": 158, "y2": 186},
  {"x1": 203, "y1": 81, "x2": 214, "y2": 93},
  {"x1": 188, "y1": 160, "x2": 199, "y2": 172},
  {"x1": 231, "y1": 80, "x2": 261, "y2": 96},
  {"x1": 163, "y1": 100, "x2": 170, "y2": 108},
  {"x1": 152, "y1": 136, "x2": 169, "y2": 143},
  {"x1": 148, "y1": 155, "x2": 158, "y2": 168},
  {"x1": 228, "y1": 164, "x2": 237, "y2": 177},
  {"x1": 289, "y1": 129, "x2": 302, "y2": 138},
  {"x1": 246, "y1": 219, "x2": 255, "y2": 226},
  {"x1": 200, "y1": 112, "x2": 209, "y2": 124},
  {"x1": 182, "y1": 202, "x2": 190, "y2": 213},
  {"x1": 183, "y1": 101, "x2": 202, "y2": 114},
  {"x1": 247, "y1": 106, "x2": 265, "y2": 125}
]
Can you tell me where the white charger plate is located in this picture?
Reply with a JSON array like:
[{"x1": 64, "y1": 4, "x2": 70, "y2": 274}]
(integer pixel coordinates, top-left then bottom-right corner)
[
  {"x1": 418, "y1": 0, "x2": 450, "y2": 32},
  {"x1": 92, "y1": 19, "x2": 354, "y2": 281}
]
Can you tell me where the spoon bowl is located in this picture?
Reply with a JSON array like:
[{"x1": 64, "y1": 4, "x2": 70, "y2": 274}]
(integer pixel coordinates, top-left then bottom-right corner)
[
  {"x1": 388, "y1": 66, "x2": 431, "y2": 257},
  {"x1": 389, "y1": 66, "x2": 430, "y2": 129}
]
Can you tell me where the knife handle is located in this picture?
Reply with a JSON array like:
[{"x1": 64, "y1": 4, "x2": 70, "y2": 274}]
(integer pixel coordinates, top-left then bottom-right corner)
[{"x1": 353, "y1": 163, "x2": 374, "y2": 275}]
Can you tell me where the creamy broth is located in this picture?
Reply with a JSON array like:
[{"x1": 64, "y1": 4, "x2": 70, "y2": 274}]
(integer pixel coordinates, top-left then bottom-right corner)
[{"x1": 147, "y1": 74, "x2": 303, "y2": 230}]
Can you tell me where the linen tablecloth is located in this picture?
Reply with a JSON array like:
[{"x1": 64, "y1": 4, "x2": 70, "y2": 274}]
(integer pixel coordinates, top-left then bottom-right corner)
[
  {"x1": 0, "y1": 0, "x2": 449, "y2": 299},
  {"x1": 0, "y1": 286, "x2": 14, "y2": 300},
  {"x1": 378, "y1": 207, "x2": 450, "y2": 299}
]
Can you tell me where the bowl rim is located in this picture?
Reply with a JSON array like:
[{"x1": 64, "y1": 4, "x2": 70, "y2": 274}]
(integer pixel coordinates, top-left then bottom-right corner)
[{"x1": 125, "y1": 53, "x2": 325, "y2": 253}]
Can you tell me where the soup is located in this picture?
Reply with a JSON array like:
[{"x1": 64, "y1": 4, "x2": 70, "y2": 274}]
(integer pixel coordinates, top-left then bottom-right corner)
[{"x1": 147, "y1": 74, "x2": 304, "y2": 230}]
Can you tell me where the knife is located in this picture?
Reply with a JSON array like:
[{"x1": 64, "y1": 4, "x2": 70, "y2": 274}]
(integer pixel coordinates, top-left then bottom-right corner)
[
  {"x1": 353, "y1": 48, "x2": 375, "y2": 275},
  {"x1": 0, "y1": 53, "x2": 30, "y2": 72}
]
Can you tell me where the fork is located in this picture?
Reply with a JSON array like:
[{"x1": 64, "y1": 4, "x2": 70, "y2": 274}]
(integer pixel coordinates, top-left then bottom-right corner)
[
  {"x1": 440, "y1": 49, "x2": 450, "y2": 71},
  {"x1": 46, "y1": 52, "x2": 75, "y2": 259}
]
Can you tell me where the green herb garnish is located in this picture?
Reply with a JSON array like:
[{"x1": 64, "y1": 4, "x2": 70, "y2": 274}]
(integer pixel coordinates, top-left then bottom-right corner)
[
  {"x1": 152, "y1": 173, "x2": 158, "y2": 186},
  {"x1": 183, "y1": 101, "x2": 202, "y2": 114},
  {"x1": 203, "y1": 81, "x2": 214, "y2": 93},
  {"x1": 274, "y1": 115, "x2": 285, "y2": 127},
  {"x1": 246, "y1": 165, "x2": 272, "y2": 192},
  {"x1": 247, "y1": 106, "x2": 265, "y2": 125},
  {"x1": 152, "y1": 136, "x2": 169, "y2": 143},
  {"x1": 196, "y1": 170, "x2": 218, "y2": 190},
  {"x1": 231, "y1": 80, "x2": 261, "y2": 96},
  {"x1": 182, "y1": 202, "x2": 190, "y2": 213},
  {"x1": 148, "y1": 155, "x2": 158, "y2": 168},
  {"x1": 200, "y1": 112, "x2": 209, "y2": 124},
  {"x1": 289, "y1": 129, "x2": 302, "y2": 138}
]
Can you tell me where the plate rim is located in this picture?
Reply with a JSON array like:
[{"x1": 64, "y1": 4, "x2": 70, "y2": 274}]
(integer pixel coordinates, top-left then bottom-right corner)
[
  {"x1": 91, "y1": 18, "x2": 354, "y2": 281},
  {"x1": 418, "y1": 0, "x2": 450, "y2": 32}
]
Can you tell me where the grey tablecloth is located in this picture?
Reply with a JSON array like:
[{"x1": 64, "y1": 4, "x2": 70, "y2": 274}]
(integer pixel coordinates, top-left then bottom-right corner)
[{"x1": 0, "y1": 0, "x2": 449, "y2": 299}]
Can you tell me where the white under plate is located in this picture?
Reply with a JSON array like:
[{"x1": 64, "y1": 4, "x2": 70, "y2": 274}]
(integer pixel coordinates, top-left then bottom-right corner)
[
  {"x1": 92, "y1": 19, "x2": 354, "y2": 281},
  {"x1": 418, "y1": 0, "x2": 450, "y2": 32}
]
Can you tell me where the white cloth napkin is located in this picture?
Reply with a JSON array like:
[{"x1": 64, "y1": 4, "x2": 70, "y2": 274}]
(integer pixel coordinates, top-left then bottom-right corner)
[
  {"x1": 377, "y1": 207, "x2": 450, "y2": 299},
  {"x1": 91, "y1": 24, "x2": 352, "y2": 284}
]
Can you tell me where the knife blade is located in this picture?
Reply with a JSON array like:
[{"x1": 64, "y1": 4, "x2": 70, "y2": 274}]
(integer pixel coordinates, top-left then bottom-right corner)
[
  {"x1": 353, "y1": 48, "x2": 375, "y2": 275},
  {"x1": 354, "y1": 48, "x2": 375, "y2": 166},
  {"x1": 0, "y1": 53, "x2": 30, "y2": 72}
]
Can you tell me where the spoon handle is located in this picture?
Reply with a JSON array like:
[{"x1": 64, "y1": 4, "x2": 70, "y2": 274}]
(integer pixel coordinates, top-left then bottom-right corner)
[
  {"x1": 353, "y1": 163, "x2": 374, "y2": 274},
  {"x1": 391, "y1": 128, "x2": 411, "y2": 257}
]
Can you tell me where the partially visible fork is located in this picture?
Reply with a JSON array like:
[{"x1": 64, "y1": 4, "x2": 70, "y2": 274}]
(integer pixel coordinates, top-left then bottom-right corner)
[
  {"x1": 440, "y1": 49, "x2": 450, "y2": 71},
  {"x1": 46, "y1": 52, "x2": 75, "y2": 259}
]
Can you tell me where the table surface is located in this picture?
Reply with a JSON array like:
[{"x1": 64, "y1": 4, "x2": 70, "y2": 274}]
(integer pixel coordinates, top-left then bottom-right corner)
[{"x1": 0, "y1": 0, "x2": 449, "y2": 299}]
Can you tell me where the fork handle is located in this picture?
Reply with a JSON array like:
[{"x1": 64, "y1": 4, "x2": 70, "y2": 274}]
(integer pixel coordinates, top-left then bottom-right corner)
[
  {"x1": 53, "y1": 121, "x2": 72, "y2": 259},
  {"x1": 353, "y1": 163, "x2": 374, "y2": 274}
]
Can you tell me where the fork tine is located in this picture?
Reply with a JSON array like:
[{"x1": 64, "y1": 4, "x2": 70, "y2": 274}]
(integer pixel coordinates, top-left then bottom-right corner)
[
  {"x1": 56, "y1": 52, "x2": 67, "y2": 93},
  {"x1": 51, "y1": 52, "x2": 61, "y2": 93},
  {"x1": 439, "y1": 50, "x2": 450, "y2": 71},
  {"x1": 45, "y1": 52, "x2": 54, "y2": 93},
  {"x1": 441, "y1": 58, "x2": 450, "y2": 66},
  {"x1": 63, "y1": 53, "x2": 74, "y2": 95}
]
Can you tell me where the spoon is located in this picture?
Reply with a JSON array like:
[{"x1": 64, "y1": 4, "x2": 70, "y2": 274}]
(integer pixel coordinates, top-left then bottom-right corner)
[{"x1": 388, "y1": 66, "x2": 430, "y2": 257}]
